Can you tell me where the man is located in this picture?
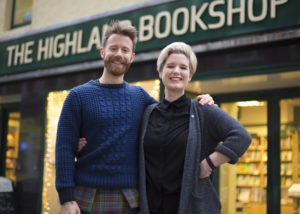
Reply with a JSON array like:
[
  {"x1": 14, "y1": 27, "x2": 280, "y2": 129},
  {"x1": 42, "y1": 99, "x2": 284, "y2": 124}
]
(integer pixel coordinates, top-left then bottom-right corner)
[{"x1": 55, "y1": 21, "x2": 214, "y2": 214}]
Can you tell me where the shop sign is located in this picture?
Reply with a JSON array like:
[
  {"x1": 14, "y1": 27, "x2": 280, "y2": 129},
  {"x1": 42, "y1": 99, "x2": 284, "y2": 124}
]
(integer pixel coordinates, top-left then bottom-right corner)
[{"x1": 0, "y1": 0, "x2": 299, "y2": 76}]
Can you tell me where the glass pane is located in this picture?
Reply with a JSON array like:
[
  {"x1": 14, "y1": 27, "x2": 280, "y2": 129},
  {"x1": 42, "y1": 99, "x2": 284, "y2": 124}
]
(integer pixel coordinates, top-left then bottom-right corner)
[
  {"x1": 12, "y1": 0, "x2": 33, "y2": 27},
  {"x1": 280, "y1": 98, "x2": 300, "y2": 214},
  {"x1": 220, "y1": 101, "x2": 267, "y2": 214},
  {"x1": 5, "y1": 112, "x2": 20, "y2": 183},
  {"x1": 130, "y1": 79, "x2": 160, "y2": 101},
  {"x1": 42, "y1": 90, "x2": 68, "y2": 214}
]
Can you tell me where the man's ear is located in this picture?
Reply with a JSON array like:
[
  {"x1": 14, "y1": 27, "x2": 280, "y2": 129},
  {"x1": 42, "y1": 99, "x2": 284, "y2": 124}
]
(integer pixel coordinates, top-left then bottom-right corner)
[
  {"x1": 130, "y1": 52, "x2": 135, "y2": 63},
  {"x1": 100, "y1": 48, "x2": 104, "y2": 58}
]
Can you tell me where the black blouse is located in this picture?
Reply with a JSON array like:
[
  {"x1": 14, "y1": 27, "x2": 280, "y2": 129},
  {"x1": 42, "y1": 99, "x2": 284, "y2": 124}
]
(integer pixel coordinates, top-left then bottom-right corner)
[{"x1": 144, "y1": 94, "x2": 191, "y2": 213}]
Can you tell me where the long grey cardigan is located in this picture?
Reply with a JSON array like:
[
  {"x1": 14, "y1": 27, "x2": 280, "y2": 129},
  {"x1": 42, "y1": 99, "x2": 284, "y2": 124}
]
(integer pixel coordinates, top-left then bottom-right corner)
[{"x1": 139, "y1": 99, "x2": 252, "y2": 214}]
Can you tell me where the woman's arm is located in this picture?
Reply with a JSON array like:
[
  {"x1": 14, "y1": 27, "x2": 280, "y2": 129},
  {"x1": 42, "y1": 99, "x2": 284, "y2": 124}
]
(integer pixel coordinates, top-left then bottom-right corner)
[
  {"x1": 204, "y1": 105, "x2": 252, "y2": 164},
  {"x1": 199, "y1": 152, "x2": 230, "y2": 178},
  {"x1": 198, "y1": 105, "x2": 251, "y2": 178}
]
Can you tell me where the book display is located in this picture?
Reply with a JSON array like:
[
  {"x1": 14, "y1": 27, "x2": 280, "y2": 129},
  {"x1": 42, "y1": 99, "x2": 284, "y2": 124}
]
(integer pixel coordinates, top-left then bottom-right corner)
[
  {"x1": 5, "y1": 112, "x2": 20, "y2": 183},
  {"x1": 280, "y1": 131, "x2": 299, "y2": 208},
  {"x1": 236, "y1": 131, "x2": 299, "y2": 213},
  {"x1": 236, "y1": 135, "x2": 267, "y2": 204}
]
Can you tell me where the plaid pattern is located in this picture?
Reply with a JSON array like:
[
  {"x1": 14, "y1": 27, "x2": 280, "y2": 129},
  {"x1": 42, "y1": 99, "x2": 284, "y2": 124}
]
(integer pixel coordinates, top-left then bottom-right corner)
[
  {"x1": 121, "y1": 189, "x2": 139, "y2": 208},
  {"x1": 74, "y1": 186, "x2": 139, "y2": 213},
  {"x1": 74, "y1": 186, "x2": 96, "y2": 212}
]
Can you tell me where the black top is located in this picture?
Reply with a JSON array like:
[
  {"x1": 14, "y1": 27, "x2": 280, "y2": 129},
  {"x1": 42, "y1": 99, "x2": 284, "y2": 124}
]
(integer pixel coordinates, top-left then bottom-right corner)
[{"x1": 144, "y1": 94, "x2": 191, "y2": 213}]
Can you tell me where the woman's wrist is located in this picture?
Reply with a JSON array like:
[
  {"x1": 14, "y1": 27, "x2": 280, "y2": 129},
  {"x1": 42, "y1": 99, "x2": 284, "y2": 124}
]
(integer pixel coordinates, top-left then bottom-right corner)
[{"x1": 206, "y1": 156, "x2": 216, "y2": 170}]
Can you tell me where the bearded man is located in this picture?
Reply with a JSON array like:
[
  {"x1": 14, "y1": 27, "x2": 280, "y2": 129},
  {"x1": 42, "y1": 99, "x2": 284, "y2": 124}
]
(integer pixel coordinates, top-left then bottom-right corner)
[{"x1": 55, "y1": 21, "x2": 214, "y2": 214}]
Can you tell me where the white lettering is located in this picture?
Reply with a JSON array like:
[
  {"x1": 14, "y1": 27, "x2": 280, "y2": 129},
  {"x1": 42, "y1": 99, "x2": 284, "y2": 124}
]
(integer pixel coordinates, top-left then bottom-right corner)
[
  {"x1": 172, "y1": 7, "x2": 189, "y2": 35},
  {"x1": 48, "y1": 36, "x2": 54, "y2": 59},
  {"x1": 227, "y1": 0, "x2": 245, "y2": 26},
  {"x1": 6, "y1": 46, "x2": 15, "y2": 67},
  {"x1": 14, "y1": 43, "x2": 25, "y2": 66},
  {"x1": 77, "y1": 30, "x2": 88, "y2": 54},
  {"x1": 24, "y1": 41, "x2": 34, "y2": 64},
  {"x1": 208, "y1": 0, "x2": 225, "y2": 29},
  {"x1": 37, "y1": 38, "x2": 49, "y2": 61},
  {"x1": 248, "y1": 0, "x2": 267, "y2": 22},
  {"x1": 155, "y1": 11, "x2": 171, "y2": 39},
  {"x1": 190, "y1": 4, "x2": 208, "y2": 32},
  {"x1": 101, "y1": 24, "x2": 108, "y2": 45},
  {"x1": 271, "y1": 0, "x2": 288, "y2": 18},
  {"x1": 53, "y1": 34, "x2": 65, "y2": 58},
  {"x1": 87, "y1": 26, "x2": 101, "y2": 51},
  {"x1": 65, "y1": 31, "x2": 77, "y2": 56},
  {"x1": 139, "y1": 15, "x2": 154, "y2": 42}
]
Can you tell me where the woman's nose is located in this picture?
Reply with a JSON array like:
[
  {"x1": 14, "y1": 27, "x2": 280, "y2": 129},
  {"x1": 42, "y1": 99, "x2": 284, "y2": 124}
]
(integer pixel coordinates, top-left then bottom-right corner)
[{"x1": 172, "y1": 66, "x2": 180, "y2": 73}]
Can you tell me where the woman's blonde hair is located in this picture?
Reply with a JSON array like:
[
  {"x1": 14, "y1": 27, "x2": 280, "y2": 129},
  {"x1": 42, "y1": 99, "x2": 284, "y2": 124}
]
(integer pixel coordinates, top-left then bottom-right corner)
[{"x1": 157, "y1": 42, "x2": 197, "y2": 76}]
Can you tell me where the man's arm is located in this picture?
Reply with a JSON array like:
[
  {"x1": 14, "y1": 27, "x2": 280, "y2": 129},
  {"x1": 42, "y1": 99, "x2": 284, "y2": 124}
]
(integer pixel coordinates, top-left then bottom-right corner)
[
  {"x1": 142, "y1": 84, "x2": 216, "y2": 106},
  {"x1": 55, "y1": 90, "x2": 82, "y2": 204},
  {"x1": 60, "y1": 201, "x2": 81, "y2": 214}
]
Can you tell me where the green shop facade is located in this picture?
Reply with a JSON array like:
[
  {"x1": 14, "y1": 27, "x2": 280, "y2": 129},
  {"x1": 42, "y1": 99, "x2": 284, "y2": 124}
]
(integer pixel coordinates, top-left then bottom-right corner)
[{"x1": 0, "y1": 0, "x2": 300, "y2": 213}]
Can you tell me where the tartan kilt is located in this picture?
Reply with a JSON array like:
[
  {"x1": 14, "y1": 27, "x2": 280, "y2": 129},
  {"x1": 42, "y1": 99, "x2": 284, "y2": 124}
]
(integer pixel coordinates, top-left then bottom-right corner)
[{"x1": 74, "y1": 186, "x2": 139, "y2": 214}]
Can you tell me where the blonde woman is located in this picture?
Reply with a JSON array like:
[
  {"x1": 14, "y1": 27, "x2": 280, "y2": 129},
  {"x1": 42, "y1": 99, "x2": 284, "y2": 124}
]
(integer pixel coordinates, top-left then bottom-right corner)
[{"x1": 138, "y1": 42, "x2": 251, "y2": 214}]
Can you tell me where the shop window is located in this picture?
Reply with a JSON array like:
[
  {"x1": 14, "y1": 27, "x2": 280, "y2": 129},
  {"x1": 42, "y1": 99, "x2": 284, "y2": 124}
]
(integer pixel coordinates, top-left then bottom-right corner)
[
  {"x1": 42, "y1": 90, "x2": 68, "y2": 214},
  {"x1": 5, "y1": 112, "x2": 20, "y2": 183},
  {"x1": 11, "y1": 0, "x2": 33, "y2": 29},
  {"x1": 280, "y1": 98, "x2": 300, "y2": 214},
  {"x1": 131, "y1": 79, "x2": 161, "y2": 101},
  {"x1": 220, "y1": 100, "x2": 268, "y2": 214}
]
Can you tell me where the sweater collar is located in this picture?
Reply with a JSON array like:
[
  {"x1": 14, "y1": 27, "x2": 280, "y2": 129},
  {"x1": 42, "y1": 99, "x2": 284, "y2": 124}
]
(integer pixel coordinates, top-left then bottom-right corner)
[{"x1": 90, "y1": 79, "x2": 127, "y2": 88}]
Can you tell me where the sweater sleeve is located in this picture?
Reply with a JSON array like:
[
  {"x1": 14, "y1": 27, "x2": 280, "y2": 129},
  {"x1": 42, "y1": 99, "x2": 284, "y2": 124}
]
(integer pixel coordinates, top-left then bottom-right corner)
[
  {"x1": 203, "y1": 105, "x2": 252, "y2": 164},
  {"x1": 55, "y1": 89, "x2": 82, "y2": 204}
]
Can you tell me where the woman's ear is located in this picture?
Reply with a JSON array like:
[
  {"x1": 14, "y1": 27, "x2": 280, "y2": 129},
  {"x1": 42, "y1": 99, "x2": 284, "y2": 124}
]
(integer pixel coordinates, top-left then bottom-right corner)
[
  {"x1": 158, "y1": 71, "x2": 162, "y2": 79},
  {"x1": 189, "y1": 73, "x2": 193, "y2": 82}
]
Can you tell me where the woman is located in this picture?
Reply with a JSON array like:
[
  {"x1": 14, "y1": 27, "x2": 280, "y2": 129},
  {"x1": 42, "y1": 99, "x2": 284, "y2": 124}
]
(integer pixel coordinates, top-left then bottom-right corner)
[{"x1": 138, "y1": 42, "x2": 251, "y2": 214}]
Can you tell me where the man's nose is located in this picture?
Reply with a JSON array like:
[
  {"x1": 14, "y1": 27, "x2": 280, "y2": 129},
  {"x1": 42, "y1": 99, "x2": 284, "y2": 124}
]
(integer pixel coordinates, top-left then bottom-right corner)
[{"x1": 115, "y1": 48, "x2": 123, "y2": 56}]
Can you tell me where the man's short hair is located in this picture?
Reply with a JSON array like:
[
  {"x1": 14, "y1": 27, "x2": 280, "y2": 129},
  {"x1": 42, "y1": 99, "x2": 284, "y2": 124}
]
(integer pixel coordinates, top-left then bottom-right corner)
[{"x1": 102, "y1": 21, "x2": 137, "y2": 51}]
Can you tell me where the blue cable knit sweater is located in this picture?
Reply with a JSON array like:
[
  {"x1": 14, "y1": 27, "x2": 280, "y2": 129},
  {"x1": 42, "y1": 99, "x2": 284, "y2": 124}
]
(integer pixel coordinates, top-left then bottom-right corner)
[{"x1": 55, "y1": 79, "x2": 157, "y2": 204}]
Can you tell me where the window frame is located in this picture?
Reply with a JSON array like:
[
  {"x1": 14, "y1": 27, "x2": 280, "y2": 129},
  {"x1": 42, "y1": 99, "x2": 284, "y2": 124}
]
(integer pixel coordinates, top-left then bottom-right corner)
[{"x1": 10, "y1": 0, "x2": 32, "y2": 29}]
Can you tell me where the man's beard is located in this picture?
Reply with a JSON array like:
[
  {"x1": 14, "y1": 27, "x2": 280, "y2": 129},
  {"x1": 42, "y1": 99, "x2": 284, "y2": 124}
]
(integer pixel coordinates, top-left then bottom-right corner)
[{"x1": 104, "y1": 55, "x2": 131, "y2": 76}]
